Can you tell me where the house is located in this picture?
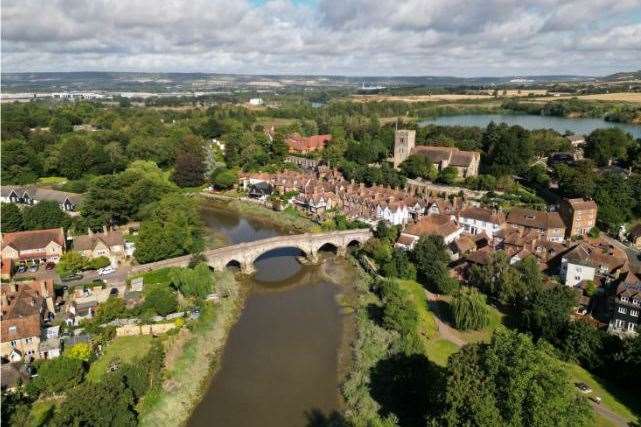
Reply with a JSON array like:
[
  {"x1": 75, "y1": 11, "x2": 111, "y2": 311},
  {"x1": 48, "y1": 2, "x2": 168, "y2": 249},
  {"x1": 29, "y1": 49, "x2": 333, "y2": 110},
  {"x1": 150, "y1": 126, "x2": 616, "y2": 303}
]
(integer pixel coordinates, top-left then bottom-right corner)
[
  {"x1": 566, "y1": 134, "x2": 585, "y2": 147},
  {"x1": 392, "y1": 130, "x2": 480, "y2": 177},
  {"x1": 67, "y1": 299, "x2": 98, "y2": 326},
  {"x1": 286, "y1": 134, "x2": 332, "y2": 154},
  {"x1": 560, "y1": 241, "x2": 628, "y2": 287},
  {"x1": 248, "y1": 182, "x2": 273, "y2": 201},
  {"x1": 0, "y1": 185, "x2": 83, "y2": 211},
  {"x1": 628, "y1": 224, "x2": 641, "y2": 250},
  {"x1": 0, "y1": 281, "x2": 54, "y2": 362},
  {"x1": 73, "y1": 228, "x2": 125, "y2": 265},
  {"x1": 285, "y1": 156, "x2": 320, "y2": 170},
  {"x1": 397, "y1": 214, "x2": 463, "y2": 250},
  {"x1": 506, "y1": 208, "x2": 565, "y2": 243},
  {"x1": 559, "y1": 198, "x2": 597, "y2": 238},
  {"x1": 608, "y1": 271, "x2": 641, "y2": 336},
  {"x1": 458, "y1": 207, "x2": 505, "y2": 239},
  {"x1": 248, "y1": 98, "x2": 263, "y2": 106},
  {"x1": 1, "y1": 228, "x2": 66, "y2": 264}
]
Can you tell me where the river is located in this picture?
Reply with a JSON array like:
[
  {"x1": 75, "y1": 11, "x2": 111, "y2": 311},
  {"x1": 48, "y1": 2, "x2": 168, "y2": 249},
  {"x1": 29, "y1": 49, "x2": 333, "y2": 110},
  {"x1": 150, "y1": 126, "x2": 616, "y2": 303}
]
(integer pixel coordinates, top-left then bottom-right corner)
[
  {"x1": 189, "y1": 202, "x2": 356, "y2": 427},
  {"x1": 419, "y1": 114, "x2": 641, "y2": 138}
]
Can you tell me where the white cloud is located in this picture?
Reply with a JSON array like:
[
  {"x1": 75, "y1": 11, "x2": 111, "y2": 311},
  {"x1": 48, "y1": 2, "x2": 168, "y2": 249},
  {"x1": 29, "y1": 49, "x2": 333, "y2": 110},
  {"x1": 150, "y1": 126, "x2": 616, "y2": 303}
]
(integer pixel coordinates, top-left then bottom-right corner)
[{"x1": 1, "y1": 0, "x2": 640, "y2": 76}]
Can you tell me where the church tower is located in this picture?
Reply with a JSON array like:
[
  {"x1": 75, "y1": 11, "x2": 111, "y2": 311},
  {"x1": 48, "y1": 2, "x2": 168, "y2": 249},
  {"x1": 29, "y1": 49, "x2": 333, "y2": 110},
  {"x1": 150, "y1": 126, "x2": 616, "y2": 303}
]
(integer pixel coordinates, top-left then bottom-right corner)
[{"x1": 393, "y1": 129, "x2": 416, "y2": 168}]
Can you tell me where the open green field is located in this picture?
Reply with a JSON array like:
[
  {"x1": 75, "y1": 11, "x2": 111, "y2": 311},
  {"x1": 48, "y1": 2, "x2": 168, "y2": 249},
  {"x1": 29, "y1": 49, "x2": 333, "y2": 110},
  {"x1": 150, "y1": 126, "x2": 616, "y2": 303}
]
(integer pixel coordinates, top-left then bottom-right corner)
[
  {"x1": 87, "y1": 336, "x2": 153, "y2": 382},
  {"x1": 565, "y1": 362, "x2": 640, "y2": 424},
  {"x1": 424, "y1": 338, "x2": 459, "y2": 367},
  {"x1": 132, "y1": 267, "x2": 180, "y2": 287}
]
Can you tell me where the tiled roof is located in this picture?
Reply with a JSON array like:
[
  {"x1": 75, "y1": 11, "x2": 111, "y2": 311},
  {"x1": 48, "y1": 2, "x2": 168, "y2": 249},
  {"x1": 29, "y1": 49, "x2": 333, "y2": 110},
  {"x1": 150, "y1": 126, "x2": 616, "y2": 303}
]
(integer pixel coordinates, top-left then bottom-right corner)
[
  {"x1": 565, "y1": 198, "x2": 597, "y2": 211},
  {"x1": 1, "y1": 228, "x2": 65, "y2": 252},
  {"x1": 404, "y1": 214, "x2": 460, "y2": 238},
  {"x1": 506, "y1": 208, "x2": 565, "y2": 231},
  {"x1": 74, "y1": 230, "x2": 124, "y2": 252},
  {"x1": 459, "y1": 206, "x2": 505, "y2": 224},
  {"x1": 286, "y1": 134, "x2": 331, "y2": 152},
  {"x1": 411, "y1": 146, "x2": 480, "y2": 167}
]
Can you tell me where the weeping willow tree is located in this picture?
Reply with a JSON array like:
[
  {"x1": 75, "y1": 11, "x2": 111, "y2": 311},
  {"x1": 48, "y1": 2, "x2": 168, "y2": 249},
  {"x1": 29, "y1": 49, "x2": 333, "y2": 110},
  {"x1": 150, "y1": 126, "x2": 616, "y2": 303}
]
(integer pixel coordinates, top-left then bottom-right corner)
[{"x1": 451, "y1": 287, "x2": 490, "y2": 331}]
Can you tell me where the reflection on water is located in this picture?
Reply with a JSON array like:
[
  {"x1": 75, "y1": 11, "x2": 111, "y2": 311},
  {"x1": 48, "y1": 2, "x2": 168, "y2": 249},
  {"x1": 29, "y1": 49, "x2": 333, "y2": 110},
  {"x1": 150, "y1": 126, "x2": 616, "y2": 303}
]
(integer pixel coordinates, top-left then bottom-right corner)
[{"x1": 189, "y1": 202, "x2": 354, "y2": 427}]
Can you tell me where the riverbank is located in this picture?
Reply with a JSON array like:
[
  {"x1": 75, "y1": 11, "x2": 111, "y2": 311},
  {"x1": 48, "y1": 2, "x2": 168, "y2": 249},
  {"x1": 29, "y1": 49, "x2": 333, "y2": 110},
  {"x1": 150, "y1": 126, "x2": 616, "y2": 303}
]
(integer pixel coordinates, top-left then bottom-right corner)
[
  {"x1": 199, "y1": 192, "x2": 320, "y2": 234},
  {"x1": 138, "y1": 270, "x2": 248, "y2": 427}
]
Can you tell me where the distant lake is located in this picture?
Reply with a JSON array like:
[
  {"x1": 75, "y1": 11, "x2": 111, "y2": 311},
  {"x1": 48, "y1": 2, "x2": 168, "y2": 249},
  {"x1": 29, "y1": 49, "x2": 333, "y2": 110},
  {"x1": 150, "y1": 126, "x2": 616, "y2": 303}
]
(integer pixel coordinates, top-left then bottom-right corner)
[{"x1": 419, "y1": 114, "x2": 641, "y2": 139}]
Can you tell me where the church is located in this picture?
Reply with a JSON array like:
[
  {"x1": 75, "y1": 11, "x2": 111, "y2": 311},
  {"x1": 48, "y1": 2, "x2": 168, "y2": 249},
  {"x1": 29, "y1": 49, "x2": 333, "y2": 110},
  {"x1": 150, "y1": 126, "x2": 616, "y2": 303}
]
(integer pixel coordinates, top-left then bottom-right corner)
[{"x1": 392, "y1": 129, "x2": 480, "y2": 178}]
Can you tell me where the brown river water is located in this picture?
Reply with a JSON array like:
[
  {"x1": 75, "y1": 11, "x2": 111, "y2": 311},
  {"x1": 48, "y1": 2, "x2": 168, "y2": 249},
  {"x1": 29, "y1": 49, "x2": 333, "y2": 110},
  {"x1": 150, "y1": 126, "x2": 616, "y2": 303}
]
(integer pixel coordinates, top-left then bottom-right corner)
[{"x1": 188, "y1": 202, "x2": 357, "y2": 427}]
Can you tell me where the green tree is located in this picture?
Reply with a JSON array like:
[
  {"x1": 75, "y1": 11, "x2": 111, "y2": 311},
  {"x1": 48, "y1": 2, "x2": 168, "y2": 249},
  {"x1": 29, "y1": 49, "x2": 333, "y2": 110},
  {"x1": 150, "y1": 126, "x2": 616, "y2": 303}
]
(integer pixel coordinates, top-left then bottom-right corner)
[
  {"x1": 27, "y1": 357, "x2": 84, "y2": 396},
  {"x1": 172, "y1": 135, "x2": 206, "y2": 187},
  {"x1": 51, "y1": 373, "x2": 137, "y2": 427},
  {"x1": 1, "y1": 203, "x2": 24, "y2": 232},
  {"x1": 170, "y1": 263, "x2": 214, "y2": 299},
  {"x1": 211, "y1": 167, "x2": 237, "y2": 190},
  {"x1": 441, "y1": 328, "x2": 593, "y2": 427},
  {"x1": 560, "y1": 321, "x2": 604, "y2": 370},
  {"x1": 22, "y1": 200, "x2": 70, "y2": 230},
  {"x1": 94, "y1": 297, "x2": 127, "y2": 324},
  {"x1": 65, "y1": 342, "x2": 93, "y2": 362},
  {"x1": 451, "y1": 287, "x2": 490, "y2": 331},
  {"x1": 143, "y1": 283, "x2": 177, "y2": 316},
  {"x1": 585, "y1": 128, "x2": 633, "y2": 166},
  {"x1": 55, "y1": 251, "x2": 88, "y2": 276},
  {"x1": 400, "y1": 155, "x2": 437, "y2": 180},
  {"x1": 134, "y1": 193, "x2": 204, "y2": 263},
  {"x1": 412, "y1": 235, "x2": 458, "y2": 294},
  {"x1": 437, "y1": 166, "x2": 459, "y2": 184},
  {"x1": 519, "y1": 286, "x2": 576, "y2": 342},
  {"x1": 58, "y1": 136, "x2": 93, "y2": 179}
]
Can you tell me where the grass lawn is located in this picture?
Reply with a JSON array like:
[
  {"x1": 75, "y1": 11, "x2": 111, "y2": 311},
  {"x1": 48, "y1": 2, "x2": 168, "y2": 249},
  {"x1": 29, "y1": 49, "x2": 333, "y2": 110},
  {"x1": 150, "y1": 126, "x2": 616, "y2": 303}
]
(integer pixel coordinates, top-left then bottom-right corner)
[
  {"x1": 565, "y1": 362, "x2": 640, "y2": 424},
  {"x1": 255, "y1": 117, "x2": 299, "y2": 128},
  {"x1": 397, "y1": 280, "x2": 438, "y2": 340},
  {"x1": 132, "y1": 267, "x2": 180, "y2": 287},
  {"x1": 424, "y1": 338, "x2": 459, "y2": 367},
  {"x1": 36, "y1": 176, "x2": 68, "y2": 187},
  {"x1": 87, "y1": 336, "x2": 153, "y2": 382}
]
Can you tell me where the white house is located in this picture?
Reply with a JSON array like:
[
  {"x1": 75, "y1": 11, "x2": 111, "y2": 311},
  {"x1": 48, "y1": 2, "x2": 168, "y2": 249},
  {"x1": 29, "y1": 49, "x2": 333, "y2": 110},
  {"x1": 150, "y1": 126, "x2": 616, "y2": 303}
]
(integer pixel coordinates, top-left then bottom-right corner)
[
  {"x1": 458, "y1": 207, "x2": 505, "y2": 239},
  {"x1": 559, "y1": 242, "x2": 625, "y2": 287},
  {"x1": 376, "y1": 203, "x2": 410, "y2": 225}
]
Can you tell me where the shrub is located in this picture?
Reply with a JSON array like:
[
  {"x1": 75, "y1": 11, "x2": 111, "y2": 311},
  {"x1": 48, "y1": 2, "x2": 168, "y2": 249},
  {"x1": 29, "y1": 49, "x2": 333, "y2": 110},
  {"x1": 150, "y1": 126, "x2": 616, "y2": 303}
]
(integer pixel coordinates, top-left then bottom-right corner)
[{"x1": 451, "y1": 287, "x2": 490, "y2": 331}]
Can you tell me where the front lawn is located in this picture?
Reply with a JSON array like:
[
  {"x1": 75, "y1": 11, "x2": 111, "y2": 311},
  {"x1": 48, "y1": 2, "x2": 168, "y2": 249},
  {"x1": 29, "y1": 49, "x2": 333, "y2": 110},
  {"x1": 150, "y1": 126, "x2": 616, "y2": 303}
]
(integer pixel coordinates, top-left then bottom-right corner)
[{"x1": 87, "y1": 335, "x2": 154, "y2": 382}]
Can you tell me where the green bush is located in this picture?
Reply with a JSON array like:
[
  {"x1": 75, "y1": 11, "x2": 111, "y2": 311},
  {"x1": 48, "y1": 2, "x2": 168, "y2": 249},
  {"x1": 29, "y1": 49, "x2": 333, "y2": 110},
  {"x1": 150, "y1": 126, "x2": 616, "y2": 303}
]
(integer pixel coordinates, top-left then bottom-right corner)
[{"x1": 451, "y1": 287, "x2": 490, "y2": 331}]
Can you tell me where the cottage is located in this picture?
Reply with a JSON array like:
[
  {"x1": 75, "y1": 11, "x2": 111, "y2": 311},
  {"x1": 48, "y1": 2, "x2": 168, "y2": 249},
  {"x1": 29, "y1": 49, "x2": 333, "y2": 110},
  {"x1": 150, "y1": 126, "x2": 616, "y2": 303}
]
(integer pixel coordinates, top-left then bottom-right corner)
[
  {"x1": 0, "y1": 281, "x2": 54, "y2": 362},
  {"x1": 458, "y1": 207, "x2": 505, "y2": 239},
  {"x1": 506, "y1": 208, "x2": 565, "y2": 243},
  {"x1": 560, "y1": 241, "x2": 628, "y2": 287},
  {"x1": 73, "y1": 228, "x2": 125, "y2": 265},
  {"x1": 397, "y1": 214, "x2": 463, "y2": 250},
  {"x1": 0, "y1": 185, "x2": 83, "y2": 211},
  {"x1": 1, "y1": 228, "x2": 65, "y2": 264}
]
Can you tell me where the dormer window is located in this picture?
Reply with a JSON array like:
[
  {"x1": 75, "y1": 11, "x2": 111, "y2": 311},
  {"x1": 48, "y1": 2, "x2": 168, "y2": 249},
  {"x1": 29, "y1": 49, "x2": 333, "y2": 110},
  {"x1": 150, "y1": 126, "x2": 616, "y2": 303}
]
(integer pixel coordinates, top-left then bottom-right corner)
[
  {"x1": 621, "y1": 296, "x2": 629, "y2": 303},
  {"x1": 8, "y1": 326, "x2": 17, "y2": 334},
  {"x1": 633, "y1": 299, "x2": 640, "y2": 306}
]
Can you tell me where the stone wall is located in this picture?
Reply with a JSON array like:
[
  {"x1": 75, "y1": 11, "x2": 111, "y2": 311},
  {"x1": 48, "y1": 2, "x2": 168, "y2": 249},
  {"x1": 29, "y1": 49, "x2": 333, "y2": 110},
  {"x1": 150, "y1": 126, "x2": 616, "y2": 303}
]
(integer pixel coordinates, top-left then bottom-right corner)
[{"x1": 115, "y1": 322, "x2": 176, "y2": 337}]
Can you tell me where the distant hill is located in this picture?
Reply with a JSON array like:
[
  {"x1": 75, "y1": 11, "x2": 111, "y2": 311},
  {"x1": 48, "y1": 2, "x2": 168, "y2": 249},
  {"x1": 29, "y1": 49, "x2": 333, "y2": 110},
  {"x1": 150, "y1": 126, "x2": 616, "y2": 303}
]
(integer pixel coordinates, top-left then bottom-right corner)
[
  {"x1": 601, "y1": 70, "x2": 641, "y2": 82},
  {"x1": 0, "y1": 71, "x2": 619, "y2": 94}
]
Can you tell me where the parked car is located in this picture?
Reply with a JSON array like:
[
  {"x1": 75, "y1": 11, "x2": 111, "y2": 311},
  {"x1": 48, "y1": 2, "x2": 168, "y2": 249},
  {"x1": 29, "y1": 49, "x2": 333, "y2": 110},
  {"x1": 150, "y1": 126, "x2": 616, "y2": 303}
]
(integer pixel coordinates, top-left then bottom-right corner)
[
  {"x1": 575, "y1": 382, "x2": 592, "y2": 394},
  {"x1": 97, "y1": 266, "x2": 115, "y2": 276},
  {"x1": 28, "y1": 264, "x2": 39, "y2": 273},
  {"x1": 17, "y1": 265, "x2": 27, "y2": 273},
  {"x1": 61, "y1": 273, "x2": 83, "y2": 282},
  {"x1": 590, "y1": 396, "x2": 602, "y2": 405},
  {"x1": 45, "y1": 262, "x2": 56, "y2": 270}
]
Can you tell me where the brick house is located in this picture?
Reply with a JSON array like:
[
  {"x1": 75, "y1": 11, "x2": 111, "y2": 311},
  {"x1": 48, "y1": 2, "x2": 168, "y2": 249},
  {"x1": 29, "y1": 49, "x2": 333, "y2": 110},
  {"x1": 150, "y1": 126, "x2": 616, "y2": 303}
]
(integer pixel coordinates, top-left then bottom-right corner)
[
  {"x1": 559, "y1": 198, "x2": 597, "y2": 238},
  {"x1": 286, "y1": 134, "x2": 331, "y2": 154},
  {"x1": 506, "y1": 208, "x2": 565, "y2": 243},
  {"x1": 1, "y1": 228, "x2": 65, "y2": 264},
  {"x1": 73, "y1": 228, "x2": 125, "y2": 265}
]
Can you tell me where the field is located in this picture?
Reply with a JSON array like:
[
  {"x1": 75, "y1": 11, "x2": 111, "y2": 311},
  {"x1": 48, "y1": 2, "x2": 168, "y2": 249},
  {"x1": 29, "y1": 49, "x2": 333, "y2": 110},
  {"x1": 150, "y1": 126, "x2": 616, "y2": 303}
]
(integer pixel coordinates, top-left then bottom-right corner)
[
  {"x1": 537, "y1": 92, "x2": 641, "y2": 103},
  {"x1": 87, "y1": 335, "x2": 154, "y2": 382}
]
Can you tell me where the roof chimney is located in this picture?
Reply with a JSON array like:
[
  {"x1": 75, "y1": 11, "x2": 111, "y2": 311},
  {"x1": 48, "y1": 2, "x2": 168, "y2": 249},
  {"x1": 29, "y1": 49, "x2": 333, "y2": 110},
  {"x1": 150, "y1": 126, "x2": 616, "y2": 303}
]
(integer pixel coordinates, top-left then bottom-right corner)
[
  {"x1": 87, "y1": 228, "x2": 93, "y2": 236},
  {"x1": 103, "y1": 225, "x2": 108, "y2": 235}
]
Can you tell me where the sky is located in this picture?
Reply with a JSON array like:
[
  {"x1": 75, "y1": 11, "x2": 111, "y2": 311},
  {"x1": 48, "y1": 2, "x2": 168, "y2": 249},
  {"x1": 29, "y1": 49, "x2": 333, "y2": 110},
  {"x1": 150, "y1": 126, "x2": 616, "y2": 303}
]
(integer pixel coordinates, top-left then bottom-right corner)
[{"x1": 2, "y1": 0, "x2": 641, "y2": 77}]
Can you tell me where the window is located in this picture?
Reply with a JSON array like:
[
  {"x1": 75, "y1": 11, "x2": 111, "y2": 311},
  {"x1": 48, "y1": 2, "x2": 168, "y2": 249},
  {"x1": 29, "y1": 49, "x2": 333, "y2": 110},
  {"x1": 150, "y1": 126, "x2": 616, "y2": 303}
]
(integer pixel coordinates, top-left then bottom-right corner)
[
  {"x1": 614, "y1": 319, "x2": 624, "y2": 329},
  {"x1": 26, "y1": 337, "x2": 33, "y2": 344},
  {"x1": 621, "y1": 296, "x2": 629, "y2": 303},
  {"x1": 628, "y1": 323, "x2": 636, "y2": 332},
  {"x1": 10, "y1": 340, "x2": 17, "y2": 347},
  {"x1": 633, "y1": 299, "x2": 640, "y2": 306},
  {"x1": 631, "y1": 310, "x2": 639, "y2": 317},
  {"x1": 618, "y1": 307, "x2": 627, "y2": 314}
]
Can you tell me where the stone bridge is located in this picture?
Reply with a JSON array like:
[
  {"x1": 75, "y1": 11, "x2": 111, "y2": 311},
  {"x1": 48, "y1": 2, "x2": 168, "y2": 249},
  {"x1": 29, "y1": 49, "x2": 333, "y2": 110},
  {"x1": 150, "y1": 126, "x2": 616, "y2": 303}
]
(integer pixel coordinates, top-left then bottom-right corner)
[{"x1": 130, "y1": 229, "x2": 372, "y2": 275}]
